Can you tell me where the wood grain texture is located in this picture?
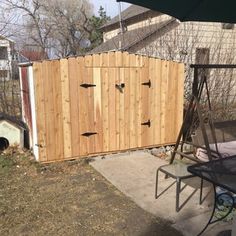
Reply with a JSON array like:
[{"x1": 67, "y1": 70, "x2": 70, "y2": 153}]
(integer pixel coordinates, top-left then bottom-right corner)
[
  {"x1": 43, "y1": 61, "x2": 56, "y2": 162},
  {"x1": 141, "y1": 58, "x2": 151, "y2": 147},
  {"x1": 93, "y1": 67, "x2": 103, "y2": 153},
  {"x1": 108, "y1": 67, "x2": 117, "y2": 150},
  {"x1": 153, "y1": 59, "x2": 162, "y2": 145},
  {"x1": 119, "y1": 68, "x2": 125, "y2": 150},
  {"x1": 68, "y1": 58, "x2": 80, "y2": 158},
  {"x1": 129, "y1": 66, "x2": 137, "y2": 148},
  {"x1": 101, "y1": 67, "x2": 109, "y2": 152},
  {"x1": 33, "y1": 62, "x2": 47, "y2": 162},
  {"x1": 51, "y1": 60, "x2": 64, "y2": 161},
  {"x1": 176, "y1": 63, "x2": 184, "y2": 138},
  {"x1": 60, "y1": 59, "x2": 72, "y2": 158},
  {"x1": 123, "y1": 67, "x2": 130, "y2": 150},
  {"x1": 77, "y1": 57, "x2": 88, "y2": 156},
  {"x1": 32, "y1": 52, "x2": 184, "y2": 162},
  {"x1": 160, "y1": 60, "x2": 169, "y2": 144}
]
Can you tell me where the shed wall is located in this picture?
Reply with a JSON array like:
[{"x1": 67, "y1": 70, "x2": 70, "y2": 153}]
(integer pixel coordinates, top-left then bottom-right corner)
[{"x1": 32, "y1": 52, "x2": 184, "y2": 162}]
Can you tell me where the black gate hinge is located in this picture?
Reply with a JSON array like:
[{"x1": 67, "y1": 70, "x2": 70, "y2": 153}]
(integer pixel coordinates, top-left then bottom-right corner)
[
  {"x1": 141, "y1": 80, "x2": 151, "y2": 88},
  {"x1": 141, "y1": 119, "x2": 151, "y2": 127},
  {"x1": 82, "y1": 132, "x2": 97, "y2": 137},
  {"x1": 80, "y1": 83, "x2": 96, "y2": 88}
]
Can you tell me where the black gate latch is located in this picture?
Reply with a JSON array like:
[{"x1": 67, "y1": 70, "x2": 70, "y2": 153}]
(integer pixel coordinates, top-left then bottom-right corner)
[{"x1": 115, "y1": 83, "x2": 125, "y2": 93}]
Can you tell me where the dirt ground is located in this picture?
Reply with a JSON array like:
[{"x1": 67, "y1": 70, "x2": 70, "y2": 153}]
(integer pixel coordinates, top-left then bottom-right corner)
[{"x1": 0, "y1": 149, "x2": 182, "y2": 236}]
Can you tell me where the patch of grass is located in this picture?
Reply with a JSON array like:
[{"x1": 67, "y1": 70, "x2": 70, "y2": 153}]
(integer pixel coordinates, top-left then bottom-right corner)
[
  {"x1": 0, "y1": 154, "x2": 16, "y2": 175},
  {"x1": 0, "y1": 149, "x2": 183, "y2": 236}
]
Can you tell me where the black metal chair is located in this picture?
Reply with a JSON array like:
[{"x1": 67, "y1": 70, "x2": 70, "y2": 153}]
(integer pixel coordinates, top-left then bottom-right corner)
[{"x1": 155, "y1": 162, "x2": 204, "y2": 212}]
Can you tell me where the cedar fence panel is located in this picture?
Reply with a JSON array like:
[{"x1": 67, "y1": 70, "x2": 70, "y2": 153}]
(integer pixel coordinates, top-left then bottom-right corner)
[{"x1": 32, "y1": 52, "x2": 184, "y2": 162}]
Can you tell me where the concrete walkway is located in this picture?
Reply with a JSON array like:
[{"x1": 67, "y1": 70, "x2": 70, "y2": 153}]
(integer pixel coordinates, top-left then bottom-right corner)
[{"x1": 90, "y1": 150, "x2": 233, "y2": 236}]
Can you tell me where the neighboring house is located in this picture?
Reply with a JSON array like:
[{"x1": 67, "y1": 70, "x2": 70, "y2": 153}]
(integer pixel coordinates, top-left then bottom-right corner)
[
  {"x1": 0, "y1": 36, "x2": 16, "y2": 81},
  {"x1": 92, "y1": 5, "x2": 236, "y2": 66}
]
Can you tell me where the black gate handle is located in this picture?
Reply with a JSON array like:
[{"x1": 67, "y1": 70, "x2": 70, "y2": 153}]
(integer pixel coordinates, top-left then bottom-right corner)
[{"x1": 115, "y1": 83, "x2": 125, "y2": 93}]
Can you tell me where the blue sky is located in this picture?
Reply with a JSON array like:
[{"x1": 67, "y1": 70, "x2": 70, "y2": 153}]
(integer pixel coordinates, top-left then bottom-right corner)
[{"x1": 91, "y1": 0, "x2": 130, "y2": 18}]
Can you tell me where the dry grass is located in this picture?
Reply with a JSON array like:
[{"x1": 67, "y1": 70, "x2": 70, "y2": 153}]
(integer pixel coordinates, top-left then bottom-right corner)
[{"x1": 0, "y1": 148, "x2": 182, "y2": 236}]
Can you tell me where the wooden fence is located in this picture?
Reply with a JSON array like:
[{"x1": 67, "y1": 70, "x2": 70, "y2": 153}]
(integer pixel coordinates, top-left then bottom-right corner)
[{"x1": 31, "y1": 52, "x2": 184, "y2": 162}]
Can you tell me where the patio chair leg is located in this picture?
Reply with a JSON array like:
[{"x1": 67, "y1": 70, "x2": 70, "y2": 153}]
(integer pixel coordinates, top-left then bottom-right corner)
[
  {"x1": 176, "y1": 178, "x2": 181, "y2": 212},
  {"x1": 199, "y1": 178, "x2": 203, "y2": 205},
  {"x1": 155, "y1": 169, "x2": 159, "y2": 199}
]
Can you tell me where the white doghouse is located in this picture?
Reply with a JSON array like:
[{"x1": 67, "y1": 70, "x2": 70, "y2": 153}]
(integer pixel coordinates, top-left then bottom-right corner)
[{"x1": 0, "y1": 114, "x2": 25, "y2": 150}]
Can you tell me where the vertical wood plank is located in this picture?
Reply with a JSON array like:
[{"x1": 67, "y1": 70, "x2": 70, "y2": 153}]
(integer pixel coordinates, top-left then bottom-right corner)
[
  {"x1": 129, "y1": 54, "x2": 136, "y2": 67},
  {"x1": 141, "y1": 59, "x2": 151, "y2": 147},
  {"x1": 160, "y1": 60, "x2": 169, "y2": 144},
  {"x1": 108, "y1": 52, "x2": 116, "y2": 67},
  {"x1": 68, "y1": 58, "x2": 80, "y2": 157},
  {"x1": 101, "y1": 67, "x2": 109, "y2": 152},
  {"x1": 100, "y1": 53, "x2": 109, "y2": 67},
  {"x1": 115, "y1": 68, "x2": 120, "y2": 150},
  {"x1": 115, "y1": 51, "x2": 123, "y2": 67},
  {"x1": 124, "y1": 67, "x2": 130, "y2": 150},
  {"x1": 33, "y1": 62, "x2": 47, "y2": 162},
  {"x1": 87, "y1": 67, "x2": 95, "y2": 153},
  {"x1": 93, "y1": 67, "x2": 103, "y2": 153},
  {"x1": 93, "y1": 54, "x2": 100, "y2": 67},
  {"x1": 165, "y1": 61, "x2": 176, "y2": 143},
  {"x1": 146, "y1": 57, "x2": 154, "y2": 146},
  {"x1": 169, "y1": 61, "x2": 179, "y2": 142},
  {"x1": 152, "y1": 59, "x2": 162, "y2": 145},
  {"x1": 123, "y1": 51, "x2": 130, "y2": 67},
  {"x1": 119, "y1": 68, "x2": 125, "y2": 150},
  {"x1": 78, "y1": 57, "x2": 88, "y2": 156},
  {"x1": 51, "y1": 60, "x2": 64, "y2": 160},
  {"x1": 43, "y1": 61, "x2": 57, "y2": 161},
  {"x1": 136, "y1": 67, "x2": 142, "y2": 147},
  {"x1": 108, "y1": 67, "x2": 117, "y2": 151},
  {"x1": 85, "y1": 54, "x2": 93, "y2": 67},
  {"x1": 176, "y1": 63, "x2": 184, "y2": 139},
  {"x1": 60, "y1": 59, "x2": 72, "y2": 158},
  {"x1": 135, "y1": 54, "x2": 141, "y2": 67},
  {"x1": 129, "y1": 67, "x2": 138, "y2": 148}
]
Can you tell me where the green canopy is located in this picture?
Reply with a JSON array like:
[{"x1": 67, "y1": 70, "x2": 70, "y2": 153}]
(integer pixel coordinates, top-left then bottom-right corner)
[{"x1": 117, "y1": 0, "x2": 236, "y2": 23}]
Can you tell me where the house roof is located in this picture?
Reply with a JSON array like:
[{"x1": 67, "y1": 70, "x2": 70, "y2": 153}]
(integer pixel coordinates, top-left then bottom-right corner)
[
  {"x1": 91, "y1": 18, "x2": 177, "y2": 54},
  {"x1": 20, "y1": 50, "x2": 47, "y2": 61},
  {"x1": 101, "y1": 5, "x2": 153, "y2": 29},
  {"x1": 0, "y1": 35, "x2": 14, "y2": 43},
  {"x1": 18, "y1": 53, "x2": 30, "y2": 63},
  {"x1": 0, "y1": 113, "x2": 26, "y2": 130}
]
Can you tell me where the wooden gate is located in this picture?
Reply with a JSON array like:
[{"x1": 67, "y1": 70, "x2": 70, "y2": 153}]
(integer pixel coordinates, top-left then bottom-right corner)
[{"x1": 31, "y1": 52, "x2": 184, "y2": 162}]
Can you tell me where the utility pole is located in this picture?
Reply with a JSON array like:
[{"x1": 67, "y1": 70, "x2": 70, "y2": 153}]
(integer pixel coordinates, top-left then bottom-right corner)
[
  {"x1": 118, "y1": 2, "x2": 124, "y2": 34},
  {"x1": 118, "y1": 2, "x2": 125, "y2": 50}
]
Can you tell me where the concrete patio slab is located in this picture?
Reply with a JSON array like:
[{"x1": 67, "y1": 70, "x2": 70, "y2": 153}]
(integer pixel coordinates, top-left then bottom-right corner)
[{"x1": 90, "y1": 150, "x2": 233, "y2": 236}]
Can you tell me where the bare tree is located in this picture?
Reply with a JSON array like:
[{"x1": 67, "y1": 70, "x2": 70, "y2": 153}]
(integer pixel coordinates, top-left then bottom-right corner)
[
  {"x1": 43, "y1": 0, "x2": 93, "y2": 57},
  {"x1": 3, "y1": 0, "x2": 51, "y2": 58},
  {"x1": 3, "y1": 0, "x2": 93, "y2": 58}
]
